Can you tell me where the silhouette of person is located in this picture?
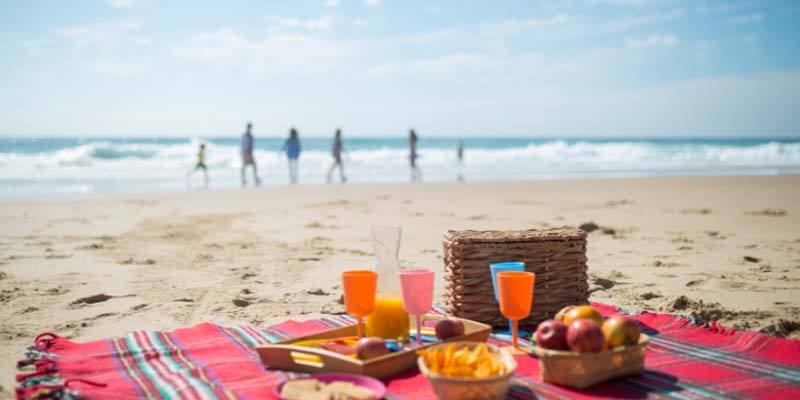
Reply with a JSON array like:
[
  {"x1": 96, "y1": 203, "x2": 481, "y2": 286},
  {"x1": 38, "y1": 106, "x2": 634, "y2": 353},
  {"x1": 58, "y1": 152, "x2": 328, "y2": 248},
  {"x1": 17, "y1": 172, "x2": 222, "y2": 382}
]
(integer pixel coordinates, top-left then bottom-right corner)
[
  {"x1": 326, "y1": 128, "x2": 347, "y2": 183},
  {"x1": 240, "y1": 122, "x2": 261, "y2": 186},
  {"x1": 186, "y1": 143, "x2": 208, "y2": 189},
  {"x1": 457, "y1": 140, "x2": 464, "y2": 182},
  {"x1": 282, "y1": 128, "x2": 301, "y2": 185},
  {"x1": 409, "y1": 129, "x2": 421, "y2": 181}
]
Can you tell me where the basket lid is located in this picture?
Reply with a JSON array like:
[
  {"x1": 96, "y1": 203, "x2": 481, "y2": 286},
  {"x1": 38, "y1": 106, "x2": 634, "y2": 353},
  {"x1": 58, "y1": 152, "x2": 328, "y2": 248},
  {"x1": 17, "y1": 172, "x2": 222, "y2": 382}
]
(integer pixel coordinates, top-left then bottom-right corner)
[{"x1": 444, "y1": 227, "x2": 586, "y2": 243}]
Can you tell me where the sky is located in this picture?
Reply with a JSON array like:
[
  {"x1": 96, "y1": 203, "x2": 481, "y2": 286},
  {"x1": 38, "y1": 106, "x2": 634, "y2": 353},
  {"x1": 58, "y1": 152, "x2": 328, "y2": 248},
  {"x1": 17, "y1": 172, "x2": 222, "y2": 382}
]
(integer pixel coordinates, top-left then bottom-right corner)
[{"x1": 0, "y1": 0, "x2": 799, "y2": 138}]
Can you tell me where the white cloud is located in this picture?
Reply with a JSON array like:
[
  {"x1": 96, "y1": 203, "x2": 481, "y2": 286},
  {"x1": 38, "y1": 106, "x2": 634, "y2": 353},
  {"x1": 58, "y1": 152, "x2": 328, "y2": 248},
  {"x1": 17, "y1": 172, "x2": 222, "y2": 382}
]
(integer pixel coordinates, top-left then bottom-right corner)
[
  {"x1": 365, "y1": 0, "x2": 380, "y2": 6},
  {"x1": 696, "y1": 1, "x2": 757, "y2": 15},
  {"x1": 600, "y1": 9, "x2": 684, "y2": 33},
  {"x1": 325, "y1": 0, "x2": 339, "y2": 7},
  {"x1": 57, "y1": 26, "x2": 89, "y2": 39},
  {"x1": 366, "y1": 53, "x2": 485, "y2": 77},
  {"x1": 364, "y1": 50, "x2": 604, "y2": 82},
  {"x1": 481, "y1": 14, "x2": 569, "y2": 32},
  {"x1": 56, "y1": 19, "x2": 150, "y2": 49},
  {"x1": 266, "y1": 15, "x2": 301, "y2": 29},
  {"x1": 625, "y1": 34, "x2": 679, "y2": 49},
  {"x1": 87, "y1": 59, "x2": 146, "y2": 76},
  {"x1": 266, "y1": 14, "x2": 338, "y2": 32},
  {"x1": 173, "y1": 28, "x2": 248, "y2": 61},
  {"x1": 353, "y1": 18, "x2": 370, "y2": 27},
  {"x1": 173, "y1": 29, "x2": 353, "y2": 74},
  {"x1": 474, "y1": 14, "x2": 575, "y2": 45},
  {"x1": 107, "y1": 0, "x2": 139, "y2": 8},
  {"x1": 728, "y1": 13, "x2": 764, "y2": 24},
  {"x1": 585, "y1": 71, "x2": 800, "y2": 136},
  {"x1": 305, "y1": 15, "x2": 335, "y2": 30}
]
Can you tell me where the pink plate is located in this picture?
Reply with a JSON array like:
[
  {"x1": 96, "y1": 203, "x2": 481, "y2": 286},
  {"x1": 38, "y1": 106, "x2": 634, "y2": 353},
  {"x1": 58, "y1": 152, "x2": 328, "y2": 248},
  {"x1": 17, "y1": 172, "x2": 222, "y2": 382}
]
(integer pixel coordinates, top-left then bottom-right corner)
[{"x1": 273, "y1": 372, "x2": 387, "y2": 400}]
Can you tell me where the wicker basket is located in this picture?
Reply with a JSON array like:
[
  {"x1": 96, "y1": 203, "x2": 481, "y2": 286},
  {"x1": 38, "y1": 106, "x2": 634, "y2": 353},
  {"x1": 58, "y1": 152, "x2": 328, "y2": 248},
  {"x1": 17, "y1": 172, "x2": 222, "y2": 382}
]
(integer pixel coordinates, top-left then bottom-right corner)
[
  {"x1": 417, "y1": 341, "x2": 516, "y2": 400},
  {"x1": 443, "y1": 228, "x2": 589, "y2": 329},
  {"x1": 533, "y1": 334, "x2": 649, "y2": 389}
]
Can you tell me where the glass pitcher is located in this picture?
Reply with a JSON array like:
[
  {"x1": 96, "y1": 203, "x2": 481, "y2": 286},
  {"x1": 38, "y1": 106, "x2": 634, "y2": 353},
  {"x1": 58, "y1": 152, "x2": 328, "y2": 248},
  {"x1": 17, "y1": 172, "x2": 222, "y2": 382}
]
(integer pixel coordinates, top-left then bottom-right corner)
[{"x1": 365, "y1": 226, "x2": 410, "y2": 340}]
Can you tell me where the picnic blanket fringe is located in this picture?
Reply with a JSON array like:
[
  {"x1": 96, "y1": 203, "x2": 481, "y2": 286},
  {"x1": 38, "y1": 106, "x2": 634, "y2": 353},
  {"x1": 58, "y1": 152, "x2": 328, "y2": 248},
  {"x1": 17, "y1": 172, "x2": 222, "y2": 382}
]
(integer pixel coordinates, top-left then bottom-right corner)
[{"x1": 16, "y1": 333, "x2": 106, "y2": 400}]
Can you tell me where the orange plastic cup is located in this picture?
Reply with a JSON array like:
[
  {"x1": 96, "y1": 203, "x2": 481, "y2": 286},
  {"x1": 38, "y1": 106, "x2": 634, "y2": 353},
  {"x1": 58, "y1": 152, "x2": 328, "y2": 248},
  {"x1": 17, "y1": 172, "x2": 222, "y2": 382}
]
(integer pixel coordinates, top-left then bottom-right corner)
[
  {"x1": 497, "y1": 271, "x2": 535, "y2": 350},
  {"x1": 342, "y1": 270, "x2": 378, "y2": 339}
]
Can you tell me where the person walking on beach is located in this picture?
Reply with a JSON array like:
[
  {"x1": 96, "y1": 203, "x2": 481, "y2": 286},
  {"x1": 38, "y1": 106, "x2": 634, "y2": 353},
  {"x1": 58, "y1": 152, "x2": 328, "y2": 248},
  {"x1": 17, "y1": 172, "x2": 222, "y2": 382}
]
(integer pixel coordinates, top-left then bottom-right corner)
[
  {"x1": 241, "y1": 122, "x2": 261, "y2": 186},
  {"x1": 409, "y1": 129, "x2": 421, "y2": 182},
  {"x1": 282, "y1": 128, "x2": 301, "y2": 185},
  {"x1": 326, "y1": 128, "x2": 347, "y2": 183},
  {"x1": 186, "y1": 143, "x2": 209, "y2": 189},
  {"x1": 456, "y1": 140, "x2": 464, "y2": 182}
]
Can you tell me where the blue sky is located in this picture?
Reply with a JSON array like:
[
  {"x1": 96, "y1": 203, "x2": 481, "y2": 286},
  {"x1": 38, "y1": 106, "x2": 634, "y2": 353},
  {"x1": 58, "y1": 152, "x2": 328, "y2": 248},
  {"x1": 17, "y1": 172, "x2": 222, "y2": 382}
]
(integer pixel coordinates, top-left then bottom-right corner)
[{"x1": 1, "y1": 0, "x2": 799, "y2": 137}]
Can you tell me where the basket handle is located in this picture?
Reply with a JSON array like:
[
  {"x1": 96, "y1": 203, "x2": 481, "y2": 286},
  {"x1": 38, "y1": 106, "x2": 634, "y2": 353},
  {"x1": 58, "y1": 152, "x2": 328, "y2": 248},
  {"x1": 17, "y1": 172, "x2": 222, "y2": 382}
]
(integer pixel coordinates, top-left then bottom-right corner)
[{"x1": 256, "y1": 344, "x2": 361, "y2": 373}]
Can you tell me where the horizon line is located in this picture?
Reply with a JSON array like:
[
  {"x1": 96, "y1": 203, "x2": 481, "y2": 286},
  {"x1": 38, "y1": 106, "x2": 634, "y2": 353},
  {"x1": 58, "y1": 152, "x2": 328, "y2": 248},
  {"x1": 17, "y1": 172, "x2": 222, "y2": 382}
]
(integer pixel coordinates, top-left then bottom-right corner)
[{"x1": 2, "y1": 134, "x2": 800, "y2": 140}]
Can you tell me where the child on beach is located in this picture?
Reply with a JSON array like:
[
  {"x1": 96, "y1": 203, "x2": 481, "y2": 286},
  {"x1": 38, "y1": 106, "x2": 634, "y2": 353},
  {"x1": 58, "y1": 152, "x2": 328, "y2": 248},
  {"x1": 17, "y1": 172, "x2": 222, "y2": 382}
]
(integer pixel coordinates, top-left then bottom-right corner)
[
  {"x1": 282, "y1": 128, "x2": 301, "y2": 185},
  {"x1": 326, "y1": 128, "x2": 347, "y2": 183},
  {"x1": 186, "y1": 143, "x2": 208, "y2": 189}
]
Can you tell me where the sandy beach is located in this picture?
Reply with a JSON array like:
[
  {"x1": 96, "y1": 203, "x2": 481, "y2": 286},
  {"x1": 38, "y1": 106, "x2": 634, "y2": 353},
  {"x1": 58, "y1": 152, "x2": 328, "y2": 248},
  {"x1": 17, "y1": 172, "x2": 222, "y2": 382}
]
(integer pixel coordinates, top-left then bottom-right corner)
[{"x1": 1, "y1": 175, "x2": 799, "y2": 397}]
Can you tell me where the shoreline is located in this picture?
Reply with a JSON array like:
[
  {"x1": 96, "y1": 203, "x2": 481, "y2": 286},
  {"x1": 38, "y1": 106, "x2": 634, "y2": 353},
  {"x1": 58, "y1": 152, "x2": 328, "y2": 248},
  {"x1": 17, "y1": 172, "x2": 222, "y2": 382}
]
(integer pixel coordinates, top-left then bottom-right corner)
[
  {"x1": 4, "y1": 172, "x2": 800, "y2": 203},
  {"x1": 1, "y1": 175, "x2": 799, "y2": 396}
]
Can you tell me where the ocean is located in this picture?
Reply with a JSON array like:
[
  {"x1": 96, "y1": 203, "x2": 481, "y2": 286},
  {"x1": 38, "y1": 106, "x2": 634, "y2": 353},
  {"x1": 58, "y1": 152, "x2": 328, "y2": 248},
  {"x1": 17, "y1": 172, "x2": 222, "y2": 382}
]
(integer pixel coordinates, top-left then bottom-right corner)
[{"x1": 1, "y1": 137, "x2": 799, "y2": 199}]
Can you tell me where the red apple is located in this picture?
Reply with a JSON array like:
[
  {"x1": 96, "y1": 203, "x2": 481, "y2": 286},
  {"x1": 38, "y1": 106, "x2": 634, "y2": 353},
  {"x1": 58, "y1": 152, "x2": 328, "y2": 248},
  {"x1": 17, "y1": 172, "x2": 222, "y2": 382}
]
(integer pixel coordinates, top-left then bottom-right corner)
[
  {"x1": 435, "y1": 319, "x2": 465, "y2": 340},
  {"x1": 566, "y1": 318, "x2": 605, "y2": 352},
  {"x1": 602, "y1": 315, "x2": 641, "y2": 349},
  {"x1": 355, "y1": 337, "x2": 389, "y2": 360},
  {"x1": 535, "y1": 320, "x2": 569, "y2": 351}
]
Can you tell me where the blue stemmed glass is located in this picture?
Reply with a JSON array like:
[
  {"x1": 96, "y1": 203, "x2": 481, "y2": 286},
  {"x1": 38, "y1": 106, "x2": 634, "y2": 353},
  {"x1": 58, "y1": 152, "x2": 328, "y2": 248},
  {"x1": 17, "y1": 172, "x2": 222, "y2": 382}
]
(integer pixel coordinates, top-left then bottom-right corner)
[{"x1": 490, "y1": 261, "x2": 530, "y2": 338}]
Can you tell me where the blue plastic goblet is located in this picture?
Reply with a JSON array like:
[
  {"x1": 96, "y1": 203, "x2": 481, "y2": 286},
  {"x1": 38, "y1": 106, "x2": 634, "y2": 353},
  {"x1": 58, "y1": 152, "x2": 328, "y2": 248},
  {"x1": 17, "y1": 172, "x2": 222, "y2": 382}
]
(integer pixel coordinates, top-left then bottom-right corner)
[{"x1": 490, "y1": 261, "x2": 530, "y2": 338}]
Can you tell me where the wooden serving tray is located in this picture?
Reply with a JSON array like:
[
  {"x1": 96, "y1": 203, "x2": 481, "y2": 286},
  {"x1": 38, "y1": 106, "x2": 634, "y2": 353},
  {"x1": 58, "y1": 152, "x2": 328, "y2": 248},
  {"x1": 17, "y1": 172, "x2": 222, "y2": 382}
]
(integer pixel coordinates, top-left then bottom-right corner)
[{"x1": 256, "y1": 315, "x2": 491, "y2": 379}]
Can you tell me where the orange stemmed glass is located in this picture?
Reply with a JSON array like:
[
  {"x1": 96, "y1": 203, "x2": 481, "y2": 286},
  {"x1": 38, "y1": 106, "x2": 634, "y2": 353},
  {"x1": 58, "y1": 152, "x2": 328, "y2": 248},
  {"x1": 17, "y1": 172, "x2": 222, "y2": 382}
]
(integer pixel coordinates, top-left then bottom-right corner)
[
  {"x1": 497, "y1": 271, "x2": 535, "y2": 354},
  {"x1": 342, "y1": 270, "x2": 378, "y2": 340}
]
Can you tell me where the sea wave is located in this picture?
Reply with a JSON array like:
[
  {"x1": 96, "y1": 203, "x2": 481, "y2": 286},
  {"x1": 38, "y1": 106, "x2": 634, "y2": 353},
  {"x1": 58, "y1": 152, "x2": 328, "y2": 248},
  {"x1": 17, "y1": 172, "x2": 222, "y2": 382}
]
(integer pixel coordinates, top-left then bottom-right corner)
[{"x1": 1, "y1": 138, "x2": 799, "y2": 197}]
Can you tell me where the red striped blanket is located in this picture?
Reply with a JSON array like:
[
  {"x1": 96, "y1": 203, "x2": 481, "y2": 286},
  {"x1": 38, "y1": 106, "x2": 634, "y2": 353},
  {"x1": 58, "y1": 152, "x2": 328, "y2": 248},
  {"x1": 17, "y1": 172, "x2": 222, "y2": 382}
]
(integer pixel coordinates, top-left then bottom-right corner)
[{"x1": 16, "y1": 303, "x2": 800, "y2": 399}]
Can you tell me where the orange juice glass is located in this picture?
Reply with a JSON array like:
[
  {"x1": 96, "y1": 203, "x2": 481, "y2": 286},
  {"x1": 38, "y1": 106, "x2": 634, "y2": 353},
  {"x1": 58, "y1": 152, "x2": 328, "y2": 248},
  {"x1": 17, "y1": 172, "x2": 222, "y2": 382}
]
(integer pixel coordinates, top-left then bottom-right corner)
[
  {"x1": 497, "y1": 271, "x2": 535, "y2": 351},
  {"x1": 342, "y1": 270, "x2": 378, "y2": 339}
]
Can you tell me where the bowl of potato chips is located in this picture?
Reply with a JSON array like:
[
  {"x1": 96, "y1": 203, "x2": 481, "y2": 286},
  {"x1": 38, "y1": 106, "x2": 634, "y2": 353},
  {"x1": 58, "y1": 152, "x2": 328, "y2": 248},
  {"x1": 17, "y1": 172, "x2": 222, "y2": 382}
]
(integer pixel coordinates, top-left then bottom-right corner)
[{"x1": 416, "y1": 341, "x2": 516, "y2": 400}]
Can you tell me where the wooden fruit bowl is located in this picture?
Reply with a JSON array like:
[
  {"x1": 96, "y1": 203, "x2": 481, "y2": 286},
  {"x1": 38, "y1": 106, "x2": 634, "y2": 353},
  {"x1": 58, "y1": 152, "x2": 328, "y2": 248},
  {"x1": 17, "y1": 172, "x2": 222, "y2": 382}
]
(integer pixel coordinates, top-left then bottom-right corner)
[
  {"x1": 256, "y1": 315, "x2": 491, "y2": 379},
  {"x1": 533, "y1": 334, "x2": 649, "y2": 389}
]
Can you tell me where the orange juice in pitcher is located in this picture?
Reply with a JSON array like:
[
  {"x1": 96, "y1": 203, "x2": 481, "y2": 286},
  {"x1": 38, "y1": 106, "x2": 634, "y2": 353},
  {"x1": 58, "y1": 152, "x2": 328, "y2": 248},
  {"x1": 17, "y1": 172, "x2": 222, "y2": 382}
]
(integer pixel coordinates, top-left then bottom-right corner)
[
  {"x1": 366, "y1": 293, "x2": 409, "y2": 340},
  {"x1": 365, "y1": 226, "x2": 410, "y2": 340}
]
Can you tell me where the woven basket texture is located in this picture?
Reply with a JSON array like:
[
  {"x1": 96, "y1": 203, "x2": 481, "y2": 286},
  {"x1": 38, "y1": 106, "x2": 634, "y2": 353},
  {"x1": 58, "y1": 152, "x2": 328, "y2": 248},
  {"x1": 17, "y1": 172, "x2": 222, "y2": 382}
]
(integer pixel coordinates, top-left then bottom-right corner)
[
  {"x1": 533, "y1": 335, "x2": 649, "y2": 389},
  {"x1": 443, "y1": 227, "x2": 589, "y2": 329}
]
